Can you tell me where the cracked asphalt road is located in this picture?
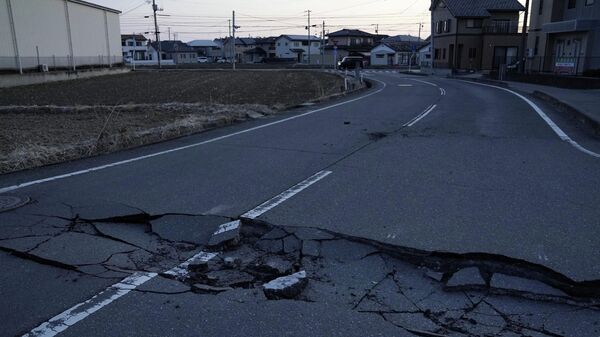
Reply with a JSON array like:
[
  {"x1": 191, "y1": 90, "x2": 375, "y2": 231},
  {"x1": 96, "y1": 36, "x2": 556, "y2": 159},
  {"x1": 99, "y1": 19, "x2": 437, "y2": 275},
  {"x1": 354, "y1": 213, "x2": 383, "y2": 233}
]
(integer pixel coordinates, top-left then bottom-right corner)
[{"x1": 1, "y1": 72, "x2": 600, "y2": 336}]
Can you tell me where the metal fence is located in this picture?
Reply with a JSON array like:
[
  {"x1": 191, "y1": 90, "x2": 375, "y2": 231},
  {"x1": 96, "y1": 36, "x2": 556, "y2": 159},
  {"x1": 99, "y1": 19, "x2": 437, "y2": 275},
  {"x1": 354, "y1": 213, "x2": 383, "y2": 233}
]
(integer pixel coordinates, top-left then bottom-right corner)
[
  {"x1": 525, "y1": 56, "x2": 600, "y2": 76},
  {"x1": 0, "y1": 55, "x2": 123, "y2": 74}
]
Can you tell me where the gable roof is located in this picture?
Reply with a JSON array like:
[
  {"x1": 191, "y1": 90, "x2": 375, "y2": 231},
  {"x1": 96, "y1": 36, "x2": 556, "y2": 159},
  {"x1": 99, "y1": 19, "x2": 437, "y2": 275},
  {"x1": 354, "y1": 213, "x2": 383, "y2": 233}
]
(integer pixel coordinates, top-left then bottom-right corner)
[
  {"x1": 382, "y1": 35, "x2": 424, "y2": 43},
  {"x1": 121, "y1": 34, "x2": 147, "y2": 42},
  {"x1": 150, "y1": 41, "x2": 195, "y2": 53},
  {"x1": 187, "y1": 40, "x2": 219, "y2": 47},
  {"x1": 431, "y1": 0, "x2": 525, "y2": 18},
  {"x1": 372, "y1": 41, "x2": 427, "y2": 53},
  {"x1": 278, "y1": 35, "x2": 320, "y2": 42},
  {"x1": 328, "y1": 29, "x2": 374, "y2": 38}
]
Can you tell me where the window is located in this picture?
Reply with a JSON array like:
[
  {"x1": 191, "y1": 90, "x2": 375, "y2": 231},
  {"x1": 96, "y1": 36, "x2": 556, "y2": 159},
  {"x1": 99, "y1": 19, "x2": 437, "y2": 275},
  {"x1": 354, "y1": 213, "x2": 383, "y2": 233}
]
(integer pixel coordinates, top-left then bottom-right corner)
[
  {"x1": 568, "y1": 0, "x2": 576, "y2": 8},
  {"x1": 127, "y1": 41, "x2": 134, "y2": 46},
  {"x1": 468, "y1": 48, "x2": 477, "y2": 58},
  {"x1": 436, "y1": 21, "x2": 443, "y2": 34},
  {"x1": 444, "y1": 19, "x2": 452, "y2": 32},
  {"x1": 442, "y1": 48, "x2": 446, "y2": 59},
  {"x1": 376, "y1": 54, "x2": 385, "y2": 58},
  {"x1": 122, "y1": 41, "x2": 126, "y2": 46},
  {"x1": 434, "y1": 48, "x2": 440, "y2": 59},
  {"x1": 534, "y1": 36, "x2": 540, "y2": 55},
  {"x1": 294, "y1": 42, "x2": 300, "y2": 47},
  {"x1": 466, "y1": 19, "x2": 482, "y2": 28},
  {"x1": 539, "y1": 0, "x2": 544, "y2": 14},
  {"x1": 586, "y1": 0, "x2": 594, "y2": 5}
]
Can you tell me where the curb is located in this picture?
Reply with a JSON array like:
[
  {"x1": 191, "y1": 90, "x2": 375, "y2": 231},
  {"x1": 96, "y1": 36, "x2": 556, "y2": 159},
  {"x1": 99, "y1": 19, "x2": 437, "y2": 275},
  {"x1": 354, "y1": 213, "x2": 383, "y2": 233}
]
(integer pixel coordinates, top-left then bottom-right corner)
[
  {"x1": 447, "y1": 76, "x2": 509, "y2": 88},
  {"x1": 532, "y1": 90, "x2": 600, "y2": 135}
]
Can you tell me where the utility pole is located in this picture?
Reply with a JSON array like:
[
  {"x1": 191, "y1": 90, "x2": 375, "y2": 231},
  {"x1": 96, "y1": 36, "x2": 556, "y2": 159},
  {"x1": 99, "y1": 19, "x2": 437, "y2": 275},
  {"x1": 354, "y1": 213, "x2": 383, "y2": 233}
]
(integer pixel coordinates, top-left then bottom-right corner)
[
  {"x1": 520, "y1": 0, "x2": 530, "y2": 73},
  {"x1": 152, "y1": 0, "x2": 161, "y2": 68},
  {"x1": 305, "y1": 10, "x2": 316, "y2": 65},
  {"x1": 418, "y1": 22, "x2": 422, "y2": 41},
  {"x1": 374, "y1": 24, "x2": 379, "y2": 34},
  {"x1": 321, "y1": 20, "x2": 325, "y2": 68},
  {"x1": 168, "y1": 27, "x2": 171, "y2": 41},
  {"x1": 232, "y1": 10, "x2": 238, "y2": 70}
]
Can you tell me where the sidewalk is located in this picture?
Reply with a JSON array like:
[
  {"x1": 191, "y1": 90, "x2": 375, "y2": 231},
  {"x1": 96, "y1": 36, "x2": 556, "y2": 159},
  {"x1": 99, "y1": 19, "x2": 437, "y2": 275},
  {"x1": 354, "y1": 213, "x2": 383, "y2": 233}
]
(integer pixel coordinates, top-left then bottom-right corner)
[{"x1": 505, "y1": 81, "x2": 600, "y2": 126}]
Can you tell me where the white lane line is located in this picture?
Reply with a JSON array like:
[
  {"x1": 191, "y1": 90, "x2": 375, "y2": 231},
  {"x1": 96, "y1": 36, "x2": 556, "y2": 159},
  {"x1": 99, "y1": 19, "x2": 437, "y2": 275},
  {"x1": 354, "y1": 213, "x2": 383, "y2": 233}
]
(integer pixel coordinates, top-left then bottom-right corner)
[
  {"x1": 457, "y1": 80, "x2": 600, "y2": 158},
  {"x1": 23, "y1": 169, "x2": 333, "y2": 336},
  {"x1": 24, "y1": 272, "x2": 157, "y2": 337},
  {"x1": 162, "y1": 251, "x2": 218, "y2": 279},
  {"x1": 0, "y1": 81, "x2": 386, "y2": 194},
  {"x1": 212, "y1": 220, "x2": 241, "y2": 235},
  {"x1": 242, "y1": 170, "x2": 332, "y2": 220},
  {"x1": 439, "y1": 87, "x2": 446, "y2": 96},
  {"x1": 398, "y1": 84, "x2": 414, "y2": 87},
  {"x1": 408, "y1": 78, "x2": 438, "y2": 87},
  {"x1": 404, "y1": 105, "x2": 438, "y2": 127}
]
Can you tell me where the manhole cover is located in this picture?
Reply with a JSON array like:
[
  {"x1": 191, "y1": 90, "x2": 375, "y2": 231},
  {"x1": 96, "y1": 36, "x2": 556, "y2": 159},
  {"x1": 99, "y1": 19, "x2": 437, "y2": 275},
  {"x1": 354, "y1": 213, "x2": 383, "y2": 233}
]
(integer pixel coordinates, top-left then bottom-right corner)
[{"x1": 0, "y1": 195, "x2": 30, "y2": 212}]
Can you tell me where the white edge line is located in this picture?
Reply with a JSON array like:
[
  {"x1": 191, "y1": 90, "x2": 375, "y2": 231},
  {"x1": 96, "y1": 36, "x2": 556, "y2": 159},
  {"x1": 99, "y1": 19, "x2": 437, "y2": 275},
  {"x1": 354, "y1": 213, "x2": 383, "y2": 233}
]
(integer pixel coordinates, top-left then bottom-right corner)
[
  {"x1": 456, "y1": 79, "x2": 600, "y2": 158},
  {"x1": 241, "y1": 170, "x2": 332, "y2": 220},
  {"x1": 408, "y1": 78, "x2": 438, "y2": 87},
  {"x1": 0, "y1": 80, "x2": 386, "y2": 194},
  {"x1": 405, "y1": 104, "x2": 437, "y2": 127},
  {"x1": 24, "y1": 272, "x2": 157, "y2": 337}
]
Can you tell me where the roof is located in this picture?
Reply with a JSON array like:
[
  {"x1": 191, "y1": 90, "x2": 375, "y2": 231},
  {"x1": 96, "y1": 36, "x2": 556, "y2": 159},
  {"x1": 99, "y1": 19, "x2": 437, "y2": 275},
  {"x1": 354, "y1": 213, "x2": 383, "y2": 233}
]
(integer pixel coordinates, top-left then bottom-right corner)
[
  {"x1": 187, "y1": 40, "x2": 219, "y2": 47},
  {"x1": 150, "y1": 41, "x2": 195, "y2": 53},
  {"x1": 279, "y1": 35, "x2": 320, "y2": 42},
  {"x1": 255, "y1": 37, "x2": 277, "y2": 44},
  {"x1": 328, "y1": 29, "x2": 374, "y2": 38},
  {"x1": 68, "y1": 0, "x2": 120, "y2": 14},
  {"x1": 372, "y1": 41, "x2": 427, "y2": 53},
  {"x1": 431, "y1": 0, "x2": 525, "y2": 18},
  {"x1": 121, "y1": 34, "x2": 147, "y2": 42},
  {"x1": 382, "y1": 35, "x2": 425, "y2": 43}
]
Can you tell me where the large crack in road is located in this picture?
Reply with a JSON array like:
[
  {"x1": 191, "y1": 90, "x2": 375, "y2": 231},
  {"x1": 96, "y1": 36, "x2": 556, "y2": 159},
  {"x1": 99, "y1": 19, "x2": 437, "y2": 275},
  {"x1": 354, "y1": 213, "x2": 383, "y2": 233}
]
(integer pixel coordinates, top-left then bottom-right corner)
[{"x1": 3, "y1": 206, "x2": 600, "y2": 337}]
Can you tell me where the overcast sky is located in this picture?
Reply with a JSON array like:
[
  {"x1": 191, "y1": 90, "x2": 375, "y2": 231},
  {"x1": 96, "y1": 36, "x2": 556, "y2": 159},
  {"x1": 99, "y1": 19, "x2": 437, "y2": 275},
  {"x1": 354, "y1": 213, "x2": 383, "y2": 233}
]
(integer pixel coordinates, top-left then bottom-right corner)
[{"x1": 93, "y1": 0, "x2": 435, "y2": 41}]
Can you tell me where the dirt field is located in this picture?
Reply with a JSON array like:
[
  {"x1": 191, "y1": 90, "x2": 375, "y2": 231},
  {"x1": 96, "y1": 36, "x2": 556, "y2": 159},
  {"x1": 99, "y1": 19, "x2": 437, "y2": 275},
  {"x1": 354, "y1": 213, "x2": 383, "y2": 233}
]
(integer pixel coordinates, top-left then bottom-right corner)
[
  {"x1": 0, "y1": 70, "x2": 343, "y2": 106},
  {"x1": 0, "y1": 70, "x2": 345, "y2": 174}
]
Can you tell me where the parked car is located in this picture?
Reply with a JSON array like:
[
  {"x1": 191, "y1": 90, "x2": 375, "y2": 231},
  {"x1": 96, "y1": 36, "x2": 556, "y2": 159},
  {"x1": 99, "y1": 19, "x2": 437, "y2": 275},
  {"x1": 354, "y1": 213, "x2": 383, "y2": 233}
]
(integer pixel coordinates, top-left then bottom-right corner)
[
  {"x1": 197, "y1": 57, "x2": 209, "y2": 63},
  {"x1": 216, "y1": 58, "x2": 230, "y2": 64},
  {"x1": 338, "y1": 56, "x2": 364, "y2": 70}
]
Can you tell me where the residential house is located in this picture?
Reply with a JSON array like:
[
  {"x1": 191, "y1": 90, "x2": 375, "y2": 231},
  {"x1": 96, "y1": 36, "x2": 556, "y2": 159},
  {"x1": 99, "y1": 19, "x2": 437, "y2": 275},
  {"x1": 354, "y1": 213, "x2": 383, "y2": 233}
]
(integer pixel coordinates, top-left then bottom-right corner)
[
  {"x1": 148, "y1": 40, "x2": 196, "y2": 64},
  {"x1": 370, "y1": 41, "x2": 426, "y2": 66},
  {"x1": 243, "y1": 37, "x2": 277, "y2": 63},
  {"x1": 275, "y1": 35, "x2": 322, "y2": 64},
  {"x1": 223, "y1": 37, "x2": 256, "y2": 63},
  {"x1": 1, "y1": 0, "x2": 121, "y2": 72},
  {"x1": 527, "y1": 0, "x2": 600, "y2": 74},
  {"x1": 430, "y1": 0, "x2": 525, "y2": 72},
  {"x1": 419, "y1": 42, "x2": 433, "y2": 67},
  {"x1": 121, "y1": 34, "x2": 149, "y2": 61},
  {"x1": 187, "y1": 40, "x2": 222, "y2": 61},
  {"x1": 324, "y1": 29, "x2": 375, "y2": 66}
]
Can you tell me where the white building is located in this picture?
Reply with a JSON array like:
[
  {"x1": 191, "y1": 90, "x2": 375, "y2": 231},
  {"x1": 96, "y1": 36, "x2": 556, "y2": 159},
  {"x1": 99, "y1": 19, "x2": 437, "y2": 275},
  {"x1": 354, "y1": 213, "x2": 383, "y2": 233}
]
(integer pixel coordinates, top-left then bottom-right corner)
[
  {"x1": 418, "y1": 43, "x2": 432, "y2": 68},
  {"x1": 121, "y1": 34, "x2": 149, "y2": 62},
  {"x1": 275, "y1": 35, "x2": 322, "y2": 64},
  {"x1": 0, "y1": 0, "x2": 122, "y2": 73}
]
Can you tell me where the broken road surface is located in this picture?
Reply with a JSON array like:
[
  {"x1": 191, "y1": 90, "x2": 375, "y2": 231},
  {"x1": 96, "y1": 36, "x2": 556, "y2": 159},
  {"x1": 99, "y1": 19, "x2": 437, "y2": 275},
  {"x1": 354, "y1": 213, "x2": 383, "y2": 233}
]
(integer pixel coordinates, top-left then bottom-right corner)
[{"x1": 2, "y1": 72, "x2": 600, "y2": 336}]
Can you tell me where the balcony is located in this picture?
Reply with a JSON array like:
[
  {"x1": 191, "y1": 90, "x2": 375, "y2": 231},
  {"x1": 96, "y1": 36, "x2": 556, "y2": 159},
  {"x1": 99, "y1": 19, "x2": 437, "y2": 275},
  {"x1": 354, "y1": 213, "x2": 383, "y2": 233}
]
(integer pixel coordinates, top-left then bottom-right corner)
[{"x1": 482, "y1": 21, "x2": 522, "y2": 34}]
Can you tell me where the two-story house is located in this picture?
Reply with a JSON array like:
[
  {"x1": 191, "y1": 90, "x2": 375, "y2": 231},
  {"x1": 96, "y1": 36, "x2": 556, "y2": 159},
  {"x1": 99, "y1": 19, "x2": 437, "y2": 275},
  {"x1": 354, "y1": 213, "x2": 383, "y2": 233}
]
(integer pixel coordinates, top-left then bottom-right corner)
[
  {"x1": 430, "y1": 0, "x2": 525, "y2": 72},
  {"x1": 275, "y1": 35, "x2": 322, "y2": 64},
  {"x1": 243, "y1": 37, "x2": 277, "y2": 63},
  {"x1": 527, "y1": 0, "x2": 600, "y2": 74},
  {"x1": 148, "y1": 41, "x2": 196, "y2": 64},
  {"x1": 121, "y1": 34, "x2": 149, "y2": 61},
  {"x1": 324, "y1": 29, "x2": 375, "y2": 66},
  {"x1": 223, "y1": 38, "x2": 257, "y2": 63}
]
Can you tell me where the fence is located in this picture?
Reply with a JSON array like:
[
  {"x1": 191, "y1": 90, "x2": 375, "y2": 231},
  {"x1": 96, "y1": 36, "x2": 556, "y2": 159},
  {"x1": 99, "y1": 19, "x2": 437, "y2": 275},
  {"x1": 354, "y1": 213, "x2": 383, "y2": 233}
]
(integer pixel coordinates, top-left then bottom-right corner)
[
  {"x1": 525, "y1": 56, "x2": 600, "y2": 76},
  {"x1": 0, "y1": 55, "x2": 123, "y2": 74}
]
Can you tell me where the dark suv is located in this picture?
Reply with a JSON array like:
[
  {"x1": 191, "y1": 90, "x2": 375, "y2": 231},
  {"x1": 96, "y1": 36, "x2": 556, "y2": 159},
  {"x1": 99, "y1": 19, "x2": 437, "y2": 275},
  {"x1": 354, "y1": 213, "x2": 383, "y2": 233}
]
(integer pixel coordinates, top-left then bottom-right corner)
[{"x1": 337, "y1": 56, "x2": 364, "y2": 70}]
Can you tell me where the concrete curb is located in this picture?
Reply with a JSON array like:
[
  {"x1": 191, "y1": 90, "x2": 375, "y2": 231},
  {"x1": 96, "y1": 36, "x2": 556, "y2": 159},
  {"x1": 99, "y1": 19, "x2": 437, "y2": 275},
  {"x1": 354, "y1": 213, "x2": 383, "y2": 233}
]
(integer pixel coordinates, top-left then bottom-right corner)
[
  {"x1": 532, "y1": 90, "x2": 600, "y2": 135},
  {"x1": 446, "y1": 76, "x2": 509, "y2": 88}
]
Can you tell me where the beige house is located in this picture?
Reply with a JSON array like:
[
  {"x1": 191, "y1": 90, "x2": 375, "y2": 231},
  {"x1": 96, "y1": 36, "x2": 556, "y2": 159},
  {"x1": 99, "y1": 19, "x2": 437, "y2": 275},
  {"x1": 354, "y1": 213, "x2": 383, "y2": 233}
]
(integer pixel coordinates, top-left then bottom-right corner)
[
  {"x1": 430, "y1": 0, "x2": 525, "y2": 72},
  {"x1": 527, "y1": 0, "x2": 600, "y2": 75}
]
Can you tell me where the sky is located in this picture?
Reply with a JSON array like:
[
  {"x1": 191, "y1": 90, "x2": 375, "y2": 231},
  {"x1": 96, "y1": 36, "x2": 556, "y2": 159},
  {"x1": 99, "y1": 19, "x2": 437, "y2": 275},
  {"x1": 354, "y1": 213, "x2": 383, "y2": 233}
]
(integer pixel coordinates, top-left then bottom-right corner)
[{"x1": 93, "y1": 0, "x2": 435, "y2": 41}]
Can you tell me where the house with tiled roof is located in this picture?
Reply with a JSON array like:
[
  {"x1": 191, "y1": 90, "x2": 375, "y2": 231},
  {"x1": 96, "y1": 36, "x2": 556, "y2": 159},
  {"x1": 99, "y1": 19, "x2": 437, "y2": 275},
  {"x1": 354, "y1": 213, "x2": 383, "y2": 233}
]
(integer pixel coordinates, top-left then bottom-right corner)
[
  {"x1": 430, "y1": 0, "x2": 525, "y2": 72},
  {"x1": 148, "y1": 40, "x2": 196, "y2": 64}
]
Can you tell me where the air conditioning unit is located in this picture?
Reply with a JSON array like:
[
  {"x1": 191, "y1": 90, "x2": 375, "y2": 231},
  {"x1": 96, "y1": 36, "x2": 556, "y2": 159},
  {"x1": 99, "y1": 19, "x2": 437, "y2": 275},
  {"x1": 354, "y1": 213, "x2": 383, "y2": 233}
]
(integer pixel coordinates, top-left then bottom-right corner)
[{"x1": 39, "y1": 64, "x2": 49, "y2": 72}]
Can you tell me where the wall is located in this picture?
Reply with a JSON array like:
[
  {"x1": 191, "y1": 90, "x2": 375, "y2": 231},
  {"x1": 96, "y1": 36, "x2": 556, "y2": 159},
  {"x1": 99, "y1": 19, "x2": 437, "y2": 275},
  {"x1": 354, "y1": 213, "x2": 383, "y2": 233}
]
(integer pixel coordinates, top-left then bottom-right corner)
[{"x1": 0, "y1": 0, "x2": 121, "y2": 71}]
